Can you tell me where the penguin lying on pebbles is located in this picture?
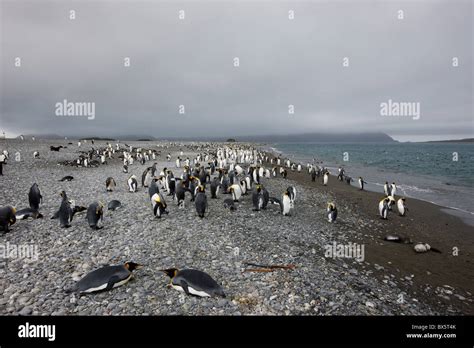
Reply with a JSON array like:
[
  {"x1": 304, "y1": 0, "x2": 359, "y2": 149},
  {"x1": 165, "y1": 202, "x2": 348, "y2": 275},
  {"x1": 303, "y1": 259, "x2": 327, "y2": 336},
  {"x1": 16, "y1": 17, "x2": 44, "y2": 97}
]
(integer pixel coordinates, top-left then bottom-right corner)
[
  {"x1": 86, "y1": 202, "x2": 104, "y2": 229},
  {"x1": 108, "y1": 200, "x2": 122, "y2": 211},
  {"x1": 66, "y1": 262, "x2": 142, "y2": 294},
  {"x1": 0, "y1": 206, "x2": 16, "y2": 232},
  {"x1": 59, "y1": 176, "x2": 74, "y2": 182},
  {"x1": 223, "y1": 198, "x2": 236, "y2": 211},
  {"x1": 15, "y1": 208, "x2": 43, "y2": 220},
  {"x1": 160, "y1": 268, "x2": 225, "y2": 298}
]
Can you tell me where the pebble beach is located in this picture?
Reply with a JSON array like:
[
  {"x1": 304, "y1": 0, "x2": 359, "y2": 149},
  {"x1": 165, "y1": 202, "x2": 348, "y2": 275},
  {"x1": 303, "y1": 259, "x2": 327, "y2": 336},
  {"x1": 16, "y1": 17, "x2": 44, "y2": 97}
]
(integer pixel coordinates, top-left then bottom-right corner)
[{"x1": 0, "y1": 138, "x2": 472, "y2": 316}]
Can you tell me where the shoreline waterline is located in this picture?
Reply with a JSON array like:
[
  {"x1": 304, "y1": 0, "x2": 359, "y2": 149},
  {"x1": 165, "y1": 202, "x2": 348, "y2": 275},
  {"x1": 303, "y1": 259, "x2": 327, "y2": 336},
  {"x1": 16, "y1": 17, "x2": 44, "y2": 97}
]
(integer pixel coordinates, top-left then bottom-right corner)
[{"x1": 264, "y1": 143, "x2": 474, "y2": 227}]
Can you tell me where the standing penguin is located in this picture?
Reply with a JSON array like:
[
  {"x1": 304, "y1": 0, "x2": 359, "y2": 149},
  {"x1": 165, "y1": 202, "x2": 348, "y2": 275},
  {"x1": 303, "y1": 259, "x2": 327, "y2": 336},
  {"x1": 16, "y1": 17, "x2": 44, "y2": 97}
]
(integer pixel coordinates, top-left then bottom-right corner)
[
  {"x1": 311, "y1": 168, "x2": 316, "y2": 182},
  {"x1": 0, "y1": 206, "x2": 16, "y2": 232},
  {"x1": 106, "y1": 177, "x2": 116, "y2": 192},
  {"x1": 210, "y1": 177, "x2": 220, "y2": 199},
  {"x1": 195, "y1": 185, "x2": 208, "y2": 218},
  {"x1": 252, "y1": 185, "x2": 264, "y2": 211},
  {"x1": 391, "y1": 182, "x2": 397, "y2": 197},
  {"x1": 327, "y1": 203, "x2": 338, "y2": 223},
  {"x1": 58, "y1": 191, "x2": 74, "y2": 228},
  {"x1": 281, "y1": 191, "x2": 292, "y2": 216},
  {"x1": 160, "y1": 268, "x2": 225, "y2": 298},
  {"x1": 397, "y1": 198, "x2": 407, "y2": 216},
  {"x1": 142, "y1": 167, "x2": 153, "y2": 187},
  {"x1": 229, "y1": 184, "x2": 243, "y2": 202},
  {"x1": 323, "y1": 172, "x2": 329, "y2": 186},
  {"x1": 383, "y1": 182, "x2": 391, "y2": 196},
  {"x1": 148, "y1": 178, "x2": 160, "y2": 198},
  {"x1": 86, "y1": 202, "x2": 104, "y2": 230},
  {"x1": 379, "y1": 197, "x2": 390, "y2": 220},
  {"x1": 358, "y1": 177, "x2": 367, "y2": 191},
  {"x1": 175, "y1": 180, "x2": 191, "y2": 208},
  {"x1": 287, "y1": 186, "x2": 296, "y2": 204},
  {"x1": 28, "y1": 183, "x2": 42, "y2": 210},
  {"x1": 151, "y1": 193, "x2": 168, "y2": 218},
  {"x1": 387, "y1": 196, "x2": 396, "y2": 211},
  {"x1": 66, "y1": 262, "x2": 142, "y2": 294},
  {"x1": 128, "y1": 175, "x2": 138, "y2": 192}
]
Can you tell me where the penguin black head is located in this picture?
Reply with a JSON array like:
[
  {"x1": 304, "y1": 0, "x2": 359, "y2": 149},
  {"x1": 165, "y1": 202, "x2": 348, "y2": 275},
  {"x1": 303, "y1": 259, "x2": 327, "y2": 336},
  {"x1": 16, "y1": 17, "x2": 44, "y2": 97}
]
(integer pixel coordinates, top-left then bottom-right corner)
[
  {"x1": 124, "y1": 262, "x2": 143, "y2": 271},
  {"x1": 60, "y1": 191, "x2": 67, "y2": 198},
  {"x1": 160, "y1": 268, "x2": 179, "y2": 278},
  {"x1": 198, "y1": 185, "x2": 205, "y2": 193}
]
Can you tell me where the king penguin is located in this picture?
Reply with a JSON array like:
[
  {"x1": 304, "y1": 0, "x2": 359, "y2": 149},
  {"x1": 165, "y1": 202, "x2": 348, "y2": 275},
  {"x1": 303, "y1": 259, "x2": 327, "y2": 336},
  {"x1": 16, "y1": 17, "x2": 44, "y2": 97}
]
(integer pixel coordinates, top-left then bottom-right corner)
[
  {"x1": 195, "y1": 185, "x2": 208, "y2": 218},
  {"x1": 28, "y1": 183, "x2": 42, "y2": 211},
  {"x1": 323, "y1": 172, "x2": 329, "y2": 186},
  {"x1": 66, "y1": 262, "x2": 142, "y2": 294},
  {"x1": 86, "y1": 202, "x2": 104, "y2": 229},
  {"x1": 397, "y1": 197, "x2": 407, "y2": 216},
  {"x1": 128, "y1": 175, "x2": 138, "y2": 192},
  {"x1": 0, "y1": 206, "x2": 16, "y2": 232},
  {"x1": 151, "y1": 192, "x2": 168, "y2": 218},
  {"x1": 160, "y1": 268, "x2": 225, "y2": 298},
  {"x1": 106, "y1": 177, "x2": 116, "y2": 192},
  {"x1": 327, "y1": 203, "x2": 337, "y2": 223},
  {"x1": 58, "y1": 191, "x2": 74, "y2": 228},
  {"x1": 379, "y1": 197, "x2": 390, "y2": 220}
]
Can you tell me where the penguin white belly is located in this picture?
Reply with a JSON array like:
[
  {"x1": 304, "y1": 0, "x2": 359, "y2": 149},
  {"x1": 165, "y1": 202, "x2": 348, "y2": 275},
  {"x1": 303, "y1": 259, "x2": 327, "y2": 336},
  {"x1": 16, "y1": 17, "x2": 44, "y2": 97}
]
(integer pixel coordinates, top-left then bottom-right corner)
[
  {"x1": 282, "y1": 196, "x2": 291, "y2": 215},
  {"x1": 327, "y1": 212, "x2": 333, "y2": 222},
  {"x1": 379, "y1": 201, "x2": 387, "y2": 218},
  {"x1": 171, "y1": 284, "x2": 211, "y2": 297},
  {"x1": 323, "y1": 174, "x2": 328, "y2": 185},
  {"x1": 397, "y1": 200, "x2": 405, "y2": 215},
  {"x1": 82, "y1": 274, "x2": 132, "y2": 293}
]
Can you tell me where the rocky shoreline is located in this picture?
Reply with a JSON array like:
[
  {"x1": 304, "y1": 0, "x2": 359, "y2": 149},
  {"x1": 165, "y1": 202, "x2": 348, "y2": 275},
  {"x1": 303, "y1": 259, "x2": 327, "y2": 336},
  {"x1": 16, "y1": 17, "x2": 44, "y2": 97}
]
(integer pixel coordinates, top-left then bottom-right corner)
[{"x1": 0, "y1": 139, "x2": 472, "y2": 315}]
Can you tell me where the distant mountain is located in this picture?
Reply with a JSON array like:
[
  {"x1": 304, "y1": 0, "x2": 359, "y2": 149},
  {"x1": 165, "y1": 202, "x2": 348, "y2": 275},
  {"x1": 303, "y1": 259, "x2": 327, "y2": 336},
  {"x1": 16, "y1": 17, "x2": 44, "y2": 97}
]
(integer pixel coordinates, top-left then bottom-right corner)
[
  {"x1": 18, "y1": 134, "x2": 158, "y2": 141},
  {"x1": 233, "y1": 132, "x2": 397, "y2": 143},
  {"x1": 424, "y1": 138, "x2": 474, "y2": 143}
]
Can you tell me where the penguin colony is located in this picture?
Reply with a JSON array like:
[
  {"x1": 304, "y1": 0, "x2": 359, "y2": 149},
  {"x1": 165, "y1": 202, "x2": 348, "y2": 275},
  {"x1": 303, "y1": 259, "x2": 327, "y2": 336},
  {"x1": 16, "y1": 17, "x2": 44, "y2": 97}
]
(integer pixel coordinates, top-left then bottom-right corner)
[{"x1": 0, "y1": 140, "x2": 434, "y2": 299}]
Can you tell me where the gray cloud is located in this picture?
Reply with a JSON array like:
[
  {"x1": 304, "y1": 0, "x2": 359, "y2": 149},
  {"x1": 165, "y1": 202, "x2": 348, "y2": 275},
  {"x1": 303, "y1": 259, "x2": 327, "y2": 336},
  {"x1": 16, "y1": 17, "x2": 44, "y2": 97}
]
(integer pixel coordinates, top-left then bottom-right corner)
[{"x1": 1, "y1": 0, "x2": 472, "y2": 141}]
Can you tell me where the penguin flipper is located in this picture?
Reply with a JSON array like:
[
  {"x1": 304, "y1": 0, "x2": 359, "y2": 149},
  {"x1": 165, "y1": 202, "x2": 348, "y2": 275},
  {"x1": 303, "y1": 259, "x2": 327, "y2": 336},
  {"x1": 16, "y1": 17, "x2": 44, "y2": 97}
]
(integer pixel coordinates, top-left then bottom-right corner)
[
  {"x1": 105, "y1": 276, "x2": 121, "y2": 291},
  {"x1": 180, "y1": 280, "x2": 191, "y2": 296}
]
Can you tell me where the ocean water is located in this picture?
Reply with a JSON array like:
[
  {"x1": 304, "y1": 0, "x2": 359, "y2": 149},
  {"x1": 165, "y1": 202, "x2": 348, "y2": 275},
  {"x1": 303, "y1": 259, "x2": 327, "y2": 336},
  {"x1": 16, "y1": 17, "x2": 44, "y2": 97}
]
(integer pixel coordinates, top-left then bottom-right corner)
[{"x1": 271, "y1": 142, "x2": 474, "y2": 222}]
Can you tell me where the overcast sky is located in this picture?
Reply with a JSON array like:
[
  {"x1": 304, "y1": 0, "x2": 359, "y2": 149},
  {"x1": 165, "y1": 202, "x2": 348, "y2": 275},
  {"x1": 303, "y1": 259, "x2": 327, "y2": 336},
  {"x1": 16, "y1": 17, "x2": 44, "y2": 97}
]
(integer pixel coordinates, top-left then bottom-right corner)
[{"x1": 1, "y1": 0, "x2": 472, "y2": 141}]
